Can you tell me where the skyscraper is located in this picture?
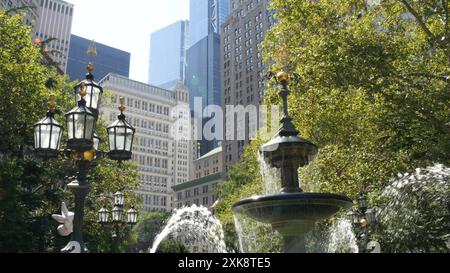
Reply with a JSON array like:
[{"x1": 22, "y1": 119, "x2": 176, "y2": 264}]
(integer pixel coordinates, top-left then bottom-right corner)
[
  {"x1": 221, "y1": 0, "x2": 275, "y2": 174},
  {"x1": 185, "y1": 0, "x2": 230, "y2": 156},
  {"x1": 149, "y1": 20, "x2": 189, "y2": 90},
  {"x1": 33, "y1": 0, "x2": 74, "y2": 72},
  {"x1": 66, "y1": 35, "x2": 131, "y2": 82},
  {"x1": 189, "y1": 0, "x2": 230, "y2": 47}
]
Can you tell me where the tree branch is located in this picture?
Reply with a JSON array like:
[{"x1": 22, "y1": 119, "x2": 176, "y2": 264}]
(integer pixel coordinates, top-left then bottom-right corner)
[
  {"x1": 399, "y1": 1, "x2": 450, "y2": 60},
  {"x1": 444, "y1": 0, "x2": 449, "y2": 37},
  {"x1": 399, "y1": 0, "x2": 436, "y2": 40}
]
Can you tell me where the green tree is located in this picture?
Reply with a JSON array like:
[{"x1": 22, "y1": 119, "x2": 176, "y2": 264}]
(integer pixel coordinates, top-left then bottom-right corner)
[
  {"x1": 155, "y1": 239, "x2": 190, "y2": 253},
  {"x1": 0, "y1": 10, "x2": 141, "y2": 253},
  {"x1": 214, "y1": 136, "x2": 267, "y2": 252},
  {"x1": 125, "y1": 211, "x2": 170, "y2": 253}
]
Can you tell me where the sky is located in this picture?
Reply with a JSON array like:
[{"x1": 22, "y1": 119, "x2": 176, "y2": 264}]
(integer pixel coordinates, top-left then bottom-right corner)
[{"x1": 69, "y1": 0, "x2": 189, "y2": 83}]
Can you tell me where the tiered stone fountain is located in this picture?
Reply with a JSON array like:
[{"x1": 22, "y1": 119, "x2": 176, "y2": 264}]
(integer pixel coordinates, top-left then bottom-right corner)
[{"x1": 233, "y1": 72, "x2": 353, "y2": 253}]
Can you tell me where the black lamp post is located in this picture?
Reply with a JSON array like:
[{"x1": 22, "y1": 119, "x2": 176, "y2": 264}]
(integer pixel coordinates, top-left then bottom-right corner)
[
  {"x1": 32, "y1": 63, "x2": 136, "y2": 253},
  {"x1": 98, "y1": 191, "x2": 138, "y2": 253},
  {"x1": 349, "y1": 194, "x2": 378, "y2": 253}
]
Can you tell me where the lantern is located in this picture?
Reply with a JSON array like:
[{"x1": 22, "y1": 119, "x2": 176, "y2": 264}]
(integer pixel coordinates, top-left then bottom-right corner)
[
  {"x1": 358, "y1": 195, "x2": 368, "y2": 212},
  {"x1": 65, "y1": 92, "x2": 95, "y2": 151},
  {"x1": 74, "y1": 63, "x2": 103, "y2": 117},
  {"x1": 365, "y1": 208, "x2": 377, "y2": 226},
  {"x1": 33, "y1": 97, "x2": 63, "y2": 159},
  {"x1": 112, "y1": 205, "x2": 124, "y2": 223},
  {"x1": 127, "y1": 207, "x2": 138, "y2": 225},
  {"x1": 114, "y1": 191, "x2": 125, "y2": 207},
  {"x1": 98, "y1": 208, "x2": 109, "y2": 224},
  {"x1": 107, "y1": 97, "x2": 135, "y2": 161},
  {"x1": 348, "y1": 211, "x2": 360, "y2": 225}
]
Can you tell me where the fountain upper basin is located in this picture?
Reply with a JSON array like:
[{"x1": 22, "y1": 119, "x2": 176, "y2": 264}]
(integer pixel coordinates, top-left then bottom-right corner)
[
  {"x1": 233, "y1": 193, "x2": 353, "y2": 236},
  {"x1": 261, "y1": 135, "x2": 318, "y2": 168}
]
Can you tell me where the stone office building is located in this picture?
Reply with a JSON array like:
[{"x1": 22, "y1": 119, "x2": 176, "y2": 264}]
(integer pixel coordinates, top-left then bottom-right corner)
[
  {"x1": 172, "y1": 146, "x2": 223, "y2": 210},
  {"x1": 221, "y1": 0, "x2": 275, "y2": 175},
  {"x1": 100, "y1": 74, "x2": 192, "y2": 212}
]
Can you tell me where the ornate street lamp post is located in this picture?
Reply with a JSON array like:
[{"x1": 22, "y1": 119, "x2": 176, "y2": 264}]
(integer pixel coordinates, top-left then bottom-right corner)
[
  {"x1": 348, "y1": 194, "x2": 378, "y2": 253},
  {"x1": 98, "y1": 191, "x2": 138, "y2": 253},
  {"x1": 33, "y1": 63, "x2": 136, "y2": 253}
]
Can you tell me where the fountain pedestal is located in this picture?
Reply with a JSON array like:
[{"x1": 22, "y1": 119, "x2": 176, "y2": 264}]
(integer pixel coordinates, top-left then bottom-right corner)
[{"x1": 232, "y1": 72, "x2": 353, "y2": 253}]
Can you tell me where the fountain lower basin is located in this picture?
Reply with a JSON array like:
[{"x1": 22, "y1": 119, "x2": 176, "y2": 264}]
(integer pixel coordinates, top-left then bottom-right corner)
[{"x1": 233, "y1": 193, "x2": 353, "y2": 237}]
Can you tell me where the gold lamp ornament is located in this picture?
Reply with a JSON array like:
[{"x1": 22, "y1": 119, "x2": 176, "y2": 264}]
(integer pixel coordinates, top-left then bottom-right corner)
[{"x1": 277, "y1": 71, "x2": 289, "y2": 84}]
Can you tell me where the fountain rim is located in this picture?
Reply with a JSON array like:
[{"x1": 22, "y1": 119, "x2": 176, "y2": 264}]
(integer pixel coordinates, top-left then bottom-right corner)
[
  {"x1": 232, "y1": 192, "x2": 354, "y2": 212},
  {"x1": 260, "y1": 135, "x2": 318, "y2": 151}
]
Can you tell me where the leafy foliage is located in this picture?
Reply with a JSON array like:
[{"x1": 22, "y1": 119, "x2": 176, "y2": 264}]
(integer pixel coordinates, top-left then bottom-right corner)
[
  {"x1": 125, "y1": 211, "x2": 170, "y2": 253},
  {"x1": 155, "y1": 239, "x2": 190, "y2": 253},
  {"x1": 214, "y1": 136, "x2": 267, "y2": 252}
]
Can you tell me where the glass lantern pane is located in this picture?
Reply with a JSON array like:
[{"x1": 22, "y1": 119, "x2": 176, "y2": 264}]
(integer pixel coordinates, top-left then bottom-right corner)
[
  {"x1": 34, "y1": 126, "x2": 40, "y2": 149},
  {"x1": 84, "y1": 115, "x2": 95, "y2": 140},
  {"x1": 39, "y1": 124, "x2": 51, "y2": 149},
  {"x1": 89, "y1": 86, "x2": 101, "y2": 109},
  {"x1": 113, "y1": 209, "x2": 123, "y2": 222},
  {"x1": 74, "y1": 114, "x2": 86, "y2": 139},
  {"x1": 125, "y1": 128, "x2": 133, "y2": 151},
  {"x1": 132, "y1": 211, "x2": 137, "y2": 223},
  {"x1": 103, "y1": 211, "x2": 109, "y2": 223},
  {"x1": 113, "y1": 210, "x2": 119, "y2": 221},
  {"x1": 50, "y1": 126, "x2": 61, "y2": 150},
  {"x1": 115, "y1": 127, "x2": 126, "y2": 150},
  {"x1": 67, "y1": 115, "x2": 74, "y2": 139},
  {"x1": 108, "y1": 128, "x2": 116, "y2": 151}
]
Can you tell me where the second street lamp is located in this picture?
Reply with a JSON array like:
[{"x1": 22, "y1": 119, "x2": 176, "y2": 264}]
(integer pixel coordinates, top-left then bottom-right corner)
[
  {"x1": 349, "y1": 194, "x2": 378, "y2": 253},
  {"x1": 98, "y1": 192, "x2": 137, "y2": 253}
]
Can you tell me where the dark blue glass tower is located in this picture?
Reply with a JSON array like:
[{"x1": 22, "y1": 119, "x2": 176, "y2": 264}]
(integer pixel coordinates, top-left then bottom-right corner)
[{"x1": 66, "y1": 35, "x2": 130, "y2": 82}]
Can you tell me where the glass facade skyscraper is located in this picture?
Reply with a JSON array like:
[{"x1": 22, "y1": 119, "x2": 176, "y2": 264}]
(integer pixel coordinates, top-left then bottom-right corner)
[
  {"x1": 189, "y1": 0, "x2": 209, "y2": 48},
  {"x1": 188, "y1": 0, "x2": 230, "y2": 48},
  {"x1": 149, "y1": 20, "x2": 189, "y2": 90},
  {"x1": 186, "y1": 0, "x2": 230, "y2": 156},
  {"x1": 66, "y1": 35, "x2": 130, "y2": 82}
]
